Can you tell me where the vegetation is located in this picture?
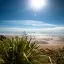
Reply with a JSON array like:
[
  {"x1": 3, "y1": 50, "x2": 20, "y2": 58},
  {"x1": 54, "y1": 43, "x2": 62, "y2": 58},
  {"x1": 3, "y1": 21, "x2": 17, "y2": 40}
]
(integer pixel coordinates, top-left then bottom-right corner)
[
  {"x1": 0, "y1": 36, "x2": 50, "y2": 64},
  {"x1": 40, "y1": 47, "x2": 64, "y2": 64},
  {"x1": 0, "y1": 35, "x2": 64, "y2": 64},
  {"x1": 0, "y1": 35, "x2": 6, "y2": 41}
]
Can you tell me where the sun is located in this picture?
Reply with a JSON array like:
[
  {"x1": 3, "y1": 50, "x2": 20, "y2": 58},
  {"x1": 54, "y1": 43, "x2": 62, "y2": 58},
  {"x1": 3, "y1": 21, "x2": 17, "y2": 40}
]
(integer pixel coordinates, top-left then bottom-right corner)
[{"x1": 29, "y1": 0, "x2": 47, "y2": 11}]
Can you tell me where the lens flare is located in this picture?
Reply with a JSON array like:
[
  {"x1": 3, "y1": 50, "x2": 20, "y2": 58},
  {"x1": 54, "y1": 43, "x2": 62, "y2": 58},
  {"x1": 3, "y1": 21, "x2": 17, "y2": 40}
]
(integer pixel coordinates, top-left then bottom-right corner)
[{"x1": 29, "y1": 0, "x2": 47, "y2": 11}]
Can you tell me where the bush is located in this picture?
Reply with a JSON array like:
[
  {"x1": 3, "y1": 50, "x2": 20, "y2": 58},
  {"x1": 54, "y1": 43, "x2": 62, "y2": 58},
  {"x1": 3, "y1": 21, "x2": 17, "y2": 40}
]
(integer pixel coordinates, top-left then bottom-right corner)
[
  {"x1": 0, "y1": 36, "x2": 44, "y2": 64},
  {"x1": 0, "y1": 35, "x2": 6, "y2": 41}
]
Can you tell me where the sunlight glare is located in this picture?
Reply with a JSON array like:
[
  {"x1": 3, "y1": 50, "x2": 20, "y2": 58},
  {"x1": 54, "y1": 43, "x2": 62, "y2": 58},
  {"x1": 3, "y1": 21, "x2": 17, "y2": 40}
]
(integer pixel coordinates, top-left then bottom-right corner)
[{"x1": 29, "y1": 0, "x2": 47, "y2": 11}]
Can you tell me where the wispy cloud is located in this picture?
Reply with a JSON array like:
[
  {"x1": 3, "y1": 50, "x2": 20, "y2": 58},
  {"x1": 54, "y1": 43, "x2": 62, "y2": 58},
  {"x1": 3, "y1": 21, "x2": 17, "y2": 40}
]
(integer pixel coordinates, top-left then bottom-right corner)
[
  {"x1": 24, "y1": 20, "x2": 57, "y2": 27},
  {"x1": 0, "y1": 20, "x2": 57, "y2": 28},
  {"x1": 0, "y1": 26, "x2": 64, "y2": 32},
  {"x1": 0, "y1": 20, "x2": 64, "y2": 36}
]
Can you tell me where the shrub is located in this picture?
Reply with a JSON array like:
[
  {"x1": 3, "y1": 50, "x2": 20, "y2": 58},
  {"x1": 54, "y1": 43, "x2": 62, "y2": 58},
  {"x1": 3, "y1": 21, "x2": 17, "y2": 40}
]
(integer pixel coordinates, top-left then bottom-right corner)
[
  {"x1": 0, "y1": 35, "x2": 6, "y2": 41},
  {"x1": 0, "y1": 36, "x2": 43, "y2": 64}
]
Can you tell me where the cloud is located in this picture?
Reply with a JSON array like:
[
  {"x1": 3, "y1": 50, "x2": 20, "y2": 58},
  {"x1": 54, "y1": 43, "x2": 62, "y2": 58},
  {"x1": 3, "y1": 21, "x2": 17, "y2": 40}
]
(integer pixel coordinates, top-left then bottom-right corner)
[
  {"x1": 0, "y1": 26, "x2": 64, "y2": 36},
  {"x1": 24, "y1": 20, "x2": 57, "y2": 27},
  {"x1": 0, "y1": 20, "x2": 64, "y2": 36},
  {"x1": 52, "y1": 27, "x2": 64, "y2": 31},
  {"x1": 0, "y1": 26, "x2": 64, "y2": 32},
  {"x1": 1, "y1": 20, "x2": 57, "y2": 28}
]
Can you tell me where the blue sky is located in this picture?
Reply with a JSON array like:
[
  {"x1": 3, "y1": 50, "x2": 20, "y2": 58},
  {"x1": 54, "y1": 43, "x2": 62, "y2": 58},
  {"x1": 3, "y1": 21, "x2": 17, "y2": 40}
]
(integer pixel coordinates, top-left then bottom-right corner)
[{"x1": 0, "y1": 0, "x2": 64, "y2": 35}]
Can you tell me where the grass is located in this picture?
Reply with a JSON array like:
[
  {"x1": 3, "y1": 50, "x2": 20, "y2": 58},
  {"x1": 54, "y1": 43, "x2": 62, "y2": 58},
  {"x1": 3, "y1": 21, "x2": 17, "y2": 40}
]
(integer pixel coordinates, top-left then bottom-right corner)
[
  {"x1": 2, "y1": 35, "x2": 64, "y2": 64},
  {"x1": 0, "y1": 36, "x2": 51, "y2": 64},
  {"x1": 0, "y1": 58, "x2": 4, "y2": 64},
  {"x1": 0, "y1": 55, "x2": 51, "y2": 64},
  {"x1": 0, "y1": 56, "x2": 51, "y2": 64},
  {"x1": 1, "y1": 35, "x2": 64, "y2": 64}
]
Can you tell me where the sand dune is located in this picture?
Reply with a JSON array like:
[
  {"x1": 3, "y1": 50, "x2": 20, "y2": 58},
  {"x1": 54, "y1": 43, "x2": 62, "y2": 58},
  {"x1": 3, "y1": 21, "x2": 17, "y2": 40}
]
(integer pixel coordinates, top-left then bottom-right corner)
[
  {"x1": 38, "y1": 44, "x2": 64, "y2": 49},
  {"x1": 34, "y1": 35, "x2": 64, "y2": 44}
]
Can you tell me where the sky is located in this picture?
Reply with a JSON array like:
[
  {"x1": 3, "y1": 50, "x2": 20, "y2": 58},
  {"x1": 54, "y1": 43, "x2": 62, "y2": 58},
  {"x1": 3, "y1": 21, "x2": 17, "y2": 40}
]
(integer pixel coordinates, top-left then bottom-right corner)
[{"x1": 0, "y1": 0, "x2": 64, "y2": 36}]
